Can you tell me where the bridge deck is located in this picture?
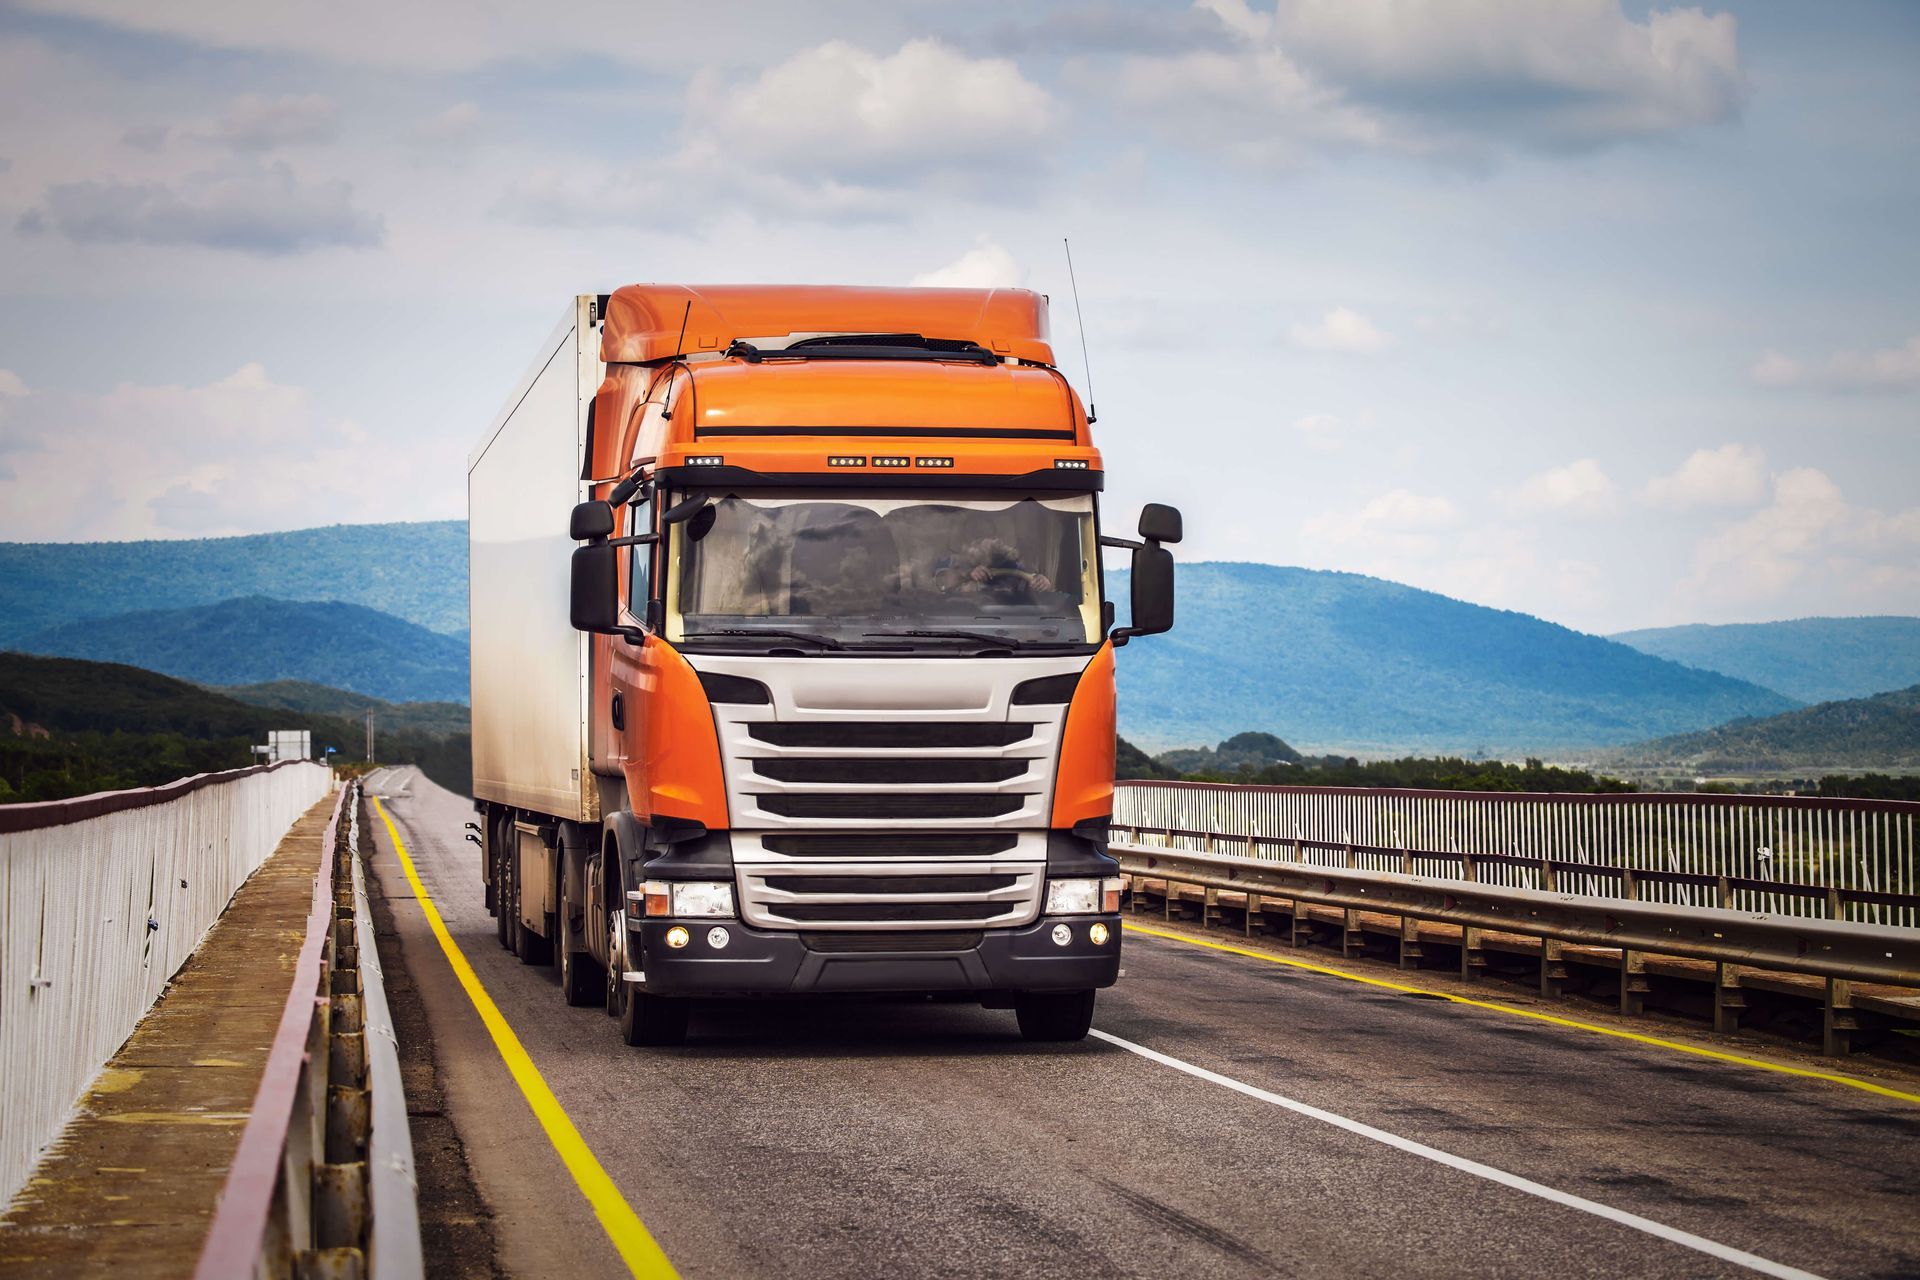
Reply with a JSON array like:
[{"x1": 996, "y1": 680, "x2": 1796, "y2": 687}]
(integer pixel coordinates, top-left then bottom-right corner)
[
  {"x1": 0, "y1": 796, "x2": 334, "y2": 1277},
  {"x1": 369, "y1": 765, "x2": 1920, "y2": 1280}
]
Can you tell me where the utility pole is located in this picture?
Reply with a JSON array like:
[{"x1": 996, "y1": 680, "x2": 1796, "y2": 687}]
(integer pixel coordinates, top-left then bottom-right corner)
[{"x1": 365, "y1": 710, "x2": 375, "y2": 765}]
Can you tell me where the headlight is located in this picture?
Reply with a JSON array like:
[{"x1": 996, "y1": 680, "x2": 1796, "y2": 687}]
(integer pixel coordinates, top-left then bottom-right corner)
[
  {"x1": 638, "y1": 880, "x2": 735, "y2": 917},
  {"x1": 1046, "y1": 877, "x2": 1123, "y2": 915},
  {"x1": 668, "y1": 881, "x2": 736, "y2": 918}
]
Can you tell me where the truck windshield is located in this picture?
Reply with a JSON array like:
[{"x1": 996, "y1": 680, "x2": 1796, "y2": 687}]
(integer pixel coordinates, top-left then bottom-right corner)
[{"x1": 665, "y1": 490, "x2": 1101, "y2": 649}]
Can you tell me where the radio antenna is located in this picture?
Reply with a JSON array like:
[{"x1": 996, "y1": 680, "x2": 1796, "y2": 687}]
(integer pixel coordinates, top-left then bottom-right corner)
[
  {"x1": 661, "y1": 300, "x2": 693, "y2": 420},
  {"x1": 672, "y1": 299, "x2": 692, "y2": 357},
  {"x1": 1063, "y1": 237, "x2": 1097, "y2": 425}
]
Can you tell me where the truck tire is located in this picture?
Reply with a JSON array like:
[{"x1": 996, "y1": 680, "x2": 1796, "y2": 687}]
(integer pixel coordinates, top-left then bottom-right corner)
[
  {"x1": 619, "y1": 989, "x2": 689, "y2": 1047},
  {"x1": 495, "y1": 823, "x2": 515, "y2": 952},
  {"x1": 557, "y1": 861, "x2": 600, "y2": 1006},
  {"x1": 605, "y1": 912, "x2": 624, "y2": 1017},
  {"x1": 1014, "y1": 990, "x2": 1097, "y2": 1042},
  {"x1": 517, "y1": 911, "x2": 553, "y2": 966}
]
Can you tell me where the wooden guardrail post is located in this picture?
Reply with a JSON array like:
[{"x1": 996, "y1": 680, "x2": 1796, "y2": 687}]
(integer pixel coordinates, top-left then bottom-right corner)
[
  {"x1": 1459, "y1": 849, "x2": 1484, "y2": 980},
  {"x1": 1712, "y1": 962, "x2": 1745, "y2": 1033},
  {"x1": 1824, "y1": 978, "x2": 1856, "y2": 1057},
  {"x1": 1341, "y1": 841, "x2": 1363, "y2": 957},
  {"x1": 1619, "y1": 867, "x2": 1646, "y2": 1015}
]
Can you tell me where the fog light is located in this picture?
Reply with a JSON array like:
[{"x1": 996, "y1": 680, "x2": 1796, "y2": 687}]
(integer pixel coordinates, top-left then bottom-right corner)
[
  {"x1": 707, "y1": 926, "x2": 730, "y2": 950},
  {"x1": 1051, "y1": 923, "x2": 1072, "y2": 947},
  {"x1": 1089, "y1": 923, "x2": 1110, "y2": 946},
  {"x1": 665, "y1": 926, "x2": 690, "y2": 949}
]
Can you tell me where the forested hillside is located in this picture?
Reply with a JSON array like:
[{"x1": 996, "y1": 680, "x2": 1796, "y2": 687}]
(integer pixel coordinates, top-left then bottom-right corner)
[
  {"x1": 0, "y1": 521, "x2": 466, "y2": 643},
  {"x1": 0, "y1": 652, "x2": 469, "y2": 801},
  {"x1": 1110, "y1": 563, "x2": 1797, "y2": 752},
  {"x1": 1612, "y1": 617, "x2": 1920, "y2": 704},
  {"x1": 18, "y1": 597, "x2": 468, "y2": 704},
  {"x1": 1618, "y1": 684, "x2": 1920, "y2": 772}
]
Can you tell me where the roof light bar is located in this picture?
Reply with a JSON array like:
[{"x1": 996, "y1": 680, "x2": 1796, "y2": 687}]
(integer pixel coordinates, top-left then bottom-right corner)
[
  {"x1": 872, "y1": 455, "x2": 910, "y2": 468},
  {"x1": 1054, "y1": 459, "x2": 1092, "y2": 469},
  {"x1": 828, "y1": 455, "x2": 867, "y2": 467},
  {"x1": 915, "y1": 456, "x2": 954, "y2": 468},
  {"x1": 685, "y1": 455, "x2": 724, "y2": 466}
]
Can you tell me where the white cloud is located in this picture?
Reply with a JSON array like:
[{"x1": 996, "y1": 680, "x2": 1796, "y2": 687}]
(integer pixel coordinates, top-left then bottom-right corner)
[
  {"x1": 1750, "y1": 335, "x2": 1920, "y2": 392},
  {"x1": 1685, "y1": 468, "x2": 1920, "y2": 607},
  {"x1": 1642, "y1": 444, "x2": 1768, "y2": 510},
  {"x1": 691, "y1": 39, "x2": 1055, "y2": 189},
  {"x1": 1102, "y1": 0, "x2": 1745, "y2": 165},
  {"x1": 0, "y1": 365, "x2": 459, "y2": 539},
  {"x1": 499, "y1": 39, "x2": 1058, "y2": 229},
  {"x1": 1507, "y1": 458, "x2": 1615, "y2": 516},
  {"x1": 215, "y1": 93, "x2": 339, "y2": 151},
  {"x1": 1290, "y1": 412, "x2": 1349, "y2": 453},
  {"x1": 18, "y1": 163, "x2": 382, "y2": 254},
  {"x1": 1307, "y1": 487, "x2": 1458, "y2": 544},
  {"x1": 911, "y1": 236, "x2": 1025, "y2": 289},
  {"x1": 1288, "y1": 306, "x2": 1392, "y2": 354},
  {"x1": 0, "y1": 370, "x2": 26, "y2": 399},
  {"x1": 411, "y1": 102, "x2": 484, "y2": 149}
]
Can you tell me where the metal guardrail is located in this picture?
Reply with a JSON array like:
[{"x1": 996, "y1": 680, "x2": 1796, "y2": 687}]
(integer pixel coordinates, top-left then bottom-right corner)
[
  {"x1": 1114, "y1": 781, "x2": 1920, "y2": 928},
  {"x1": 1112, "y1": 843, "x2": 1920, "y2": 987},
  {"x1": 0, "y1": 759, "x2": 333, "y2": 1205},
  {"x1": 194, "y1": 782, "x2": 423, "y2": 1280}
]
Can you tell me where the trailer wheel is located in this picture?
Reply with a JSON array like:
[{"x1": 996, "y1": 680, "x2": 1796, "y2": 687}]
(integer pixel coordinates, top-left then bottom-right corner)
[
  {"x1": 557, "y1": 860, "x2": 600, "y2": 1006},
  {"x1": 1013, "y1": 990, "x2": 1097, "y2": 1042},
  {"x1": 494, "y1": 819, "x2": 514, "y2": 952}
]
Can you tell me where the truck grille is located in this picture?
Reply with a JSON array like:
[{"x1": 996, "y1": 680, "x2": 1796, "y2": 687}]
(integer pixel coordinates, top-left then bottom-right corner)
[
  {"x1": 761, "y1": 874, "x2": 1020, "y2": 895},
  {"x1": 761, "y1": 833, "x2": 1018, "y2": 858},
  {"x1": 755, "y1": 794, "x2": 1027, "y2": 820},
  {"x1": 748, "y1": 722, "x2": 1035, "y2": 749},
  {"x1": 694, "y1": 652, "x2": 1087, "y2": 928},
  {"x1": 751, "y1": 758, "x2": 1026, "y2": 784},
  {"x1": 736, "y1": 862, "x2": 1044, "y2": 932}
]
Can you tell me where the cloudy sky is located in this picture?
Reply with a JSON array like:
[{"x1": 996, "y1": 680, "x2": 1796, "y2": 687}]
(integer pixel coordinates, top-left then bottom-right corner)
[{"x1": 0, "y1": 0, "x2": 1914, "y2": 634}]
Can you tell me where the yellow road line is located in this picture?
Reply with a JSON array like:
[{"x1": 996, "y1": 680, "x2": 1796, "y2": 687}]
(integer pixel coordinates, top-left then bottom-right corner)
[
  {"x1": 370, "y1": 796, "x2": 678, "y2": 1279},
  {"x1": 1122, "y1": 919, "x2": 1920, "y2": 1107}
]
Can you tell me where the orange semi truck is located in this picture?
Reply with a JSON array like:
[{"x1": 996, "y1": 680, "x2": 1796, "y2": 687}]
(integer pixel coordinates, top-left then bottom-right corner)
[{"x1": 468, "y1": 285, "x2": 1179, "y2": 1045}]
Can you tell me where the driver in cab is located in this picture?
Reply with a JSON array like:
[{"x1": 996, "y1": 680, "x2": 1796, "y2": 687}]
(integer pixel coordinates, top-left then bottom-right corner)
[{"x1": 931, "y1": 536, "x2": 1053, "y2": 598}]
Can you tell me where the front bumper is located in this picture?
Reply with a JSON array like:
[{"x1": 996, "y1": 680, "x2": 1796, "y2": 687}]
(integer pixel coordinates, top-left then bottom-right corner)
[{"x1": 628, "y1": 914, "x2": 1122, "y2": 997}]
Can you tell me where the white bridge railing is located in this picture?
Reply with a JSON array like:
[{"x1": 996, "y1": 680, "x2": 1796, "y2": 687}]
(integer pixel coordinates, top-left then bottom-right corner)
[
  {"x1": 0, "y1": 760, "x2": 334, "y2": 1205},
  {"x1": 1113, "y1": 780, "x2": 1920, "y2": 929}
]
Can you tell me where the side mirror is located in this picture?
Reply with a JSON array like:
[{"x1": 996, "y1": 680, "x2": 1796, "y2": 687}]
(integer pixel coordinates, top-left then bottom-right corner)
[
  {"x1": 570, "y1": 500, "x2": 615, "y2": 541},
  {"x1": 570, "y1": 542, "x2": 620, "y2": 633},
  {"x1": 1127, "y1": 544, "x2": 1175, "y2": 637},
  {"x1": 1138, "y1": 503, "x2": 1183, "y2": 544}
]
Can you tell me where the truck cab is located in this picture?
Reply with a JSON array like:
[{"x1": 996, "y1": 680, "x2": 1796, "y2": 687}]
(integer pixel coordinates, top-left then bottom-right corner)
[{"x1": 469, "y1": 285, "x2": 1177, "y2": 1045}]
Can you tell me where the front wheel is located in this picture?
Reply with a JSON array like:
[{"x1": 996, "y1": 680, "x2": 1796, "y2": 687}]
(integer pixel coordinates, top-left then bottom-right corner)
[
  {"x1": 606, "y1": 911, "x2": 689, "y2": 1045},
  {"x1": 1014, "y1": 990, "x2": 1097, "y2": 1042},
  {"x1": 619, "y1": 990, "x2": 690, "y2": 1047}
]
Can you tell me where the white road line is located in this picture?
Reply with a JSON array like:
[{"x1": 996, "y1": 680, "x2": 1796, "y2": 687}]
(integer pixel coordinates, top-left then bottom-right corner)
[{"x1": 1089, "y1": 1029, "x2": 1825, "y2": 1280}]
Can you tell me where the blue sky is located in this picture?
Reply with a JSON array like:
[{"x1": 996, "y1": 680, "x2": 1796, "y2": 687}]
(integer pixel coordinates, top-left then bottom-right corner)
[{"x1": 0, "y1": 1, "x2": 1913, "y2": 634}]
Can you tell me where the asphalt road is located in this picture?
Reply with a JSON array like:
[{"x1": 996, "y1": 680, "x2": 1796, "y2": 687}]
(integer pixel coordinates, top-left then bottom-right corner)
[{"x1": 362, "y1": 767, "x2": 1920, "y2": 1280}]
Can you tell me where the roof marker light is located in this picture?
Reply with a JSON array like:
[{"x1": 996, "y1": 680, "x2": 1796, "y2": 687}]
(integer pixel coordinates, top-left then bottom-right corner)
[
  {"x1": 872, "y1": 455, "x2": 910, "y2": 468},
  {"x1": 685, "y1": 455, "x2": 724, "y2": 466},
  {"x1": 1054, "y1": 459, "x2": 1091, "y2": 469},
  {"x1": 829, "y1": 455, "x2": 867, "y2": 467},
  {"x1": 915, "y1": 457, "x2": 954, "y2": 468}
]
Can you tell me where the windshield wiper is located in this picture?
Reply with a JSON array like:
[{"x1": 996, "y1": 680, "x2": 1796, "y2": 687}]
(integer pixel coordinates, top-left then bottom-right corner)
[
  {"x1": 694, "y1": 627, "x2": 845, "y2": 650},
  {"x1": 865, "y1": 628, "x2": 1034, "y2": 648}
]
